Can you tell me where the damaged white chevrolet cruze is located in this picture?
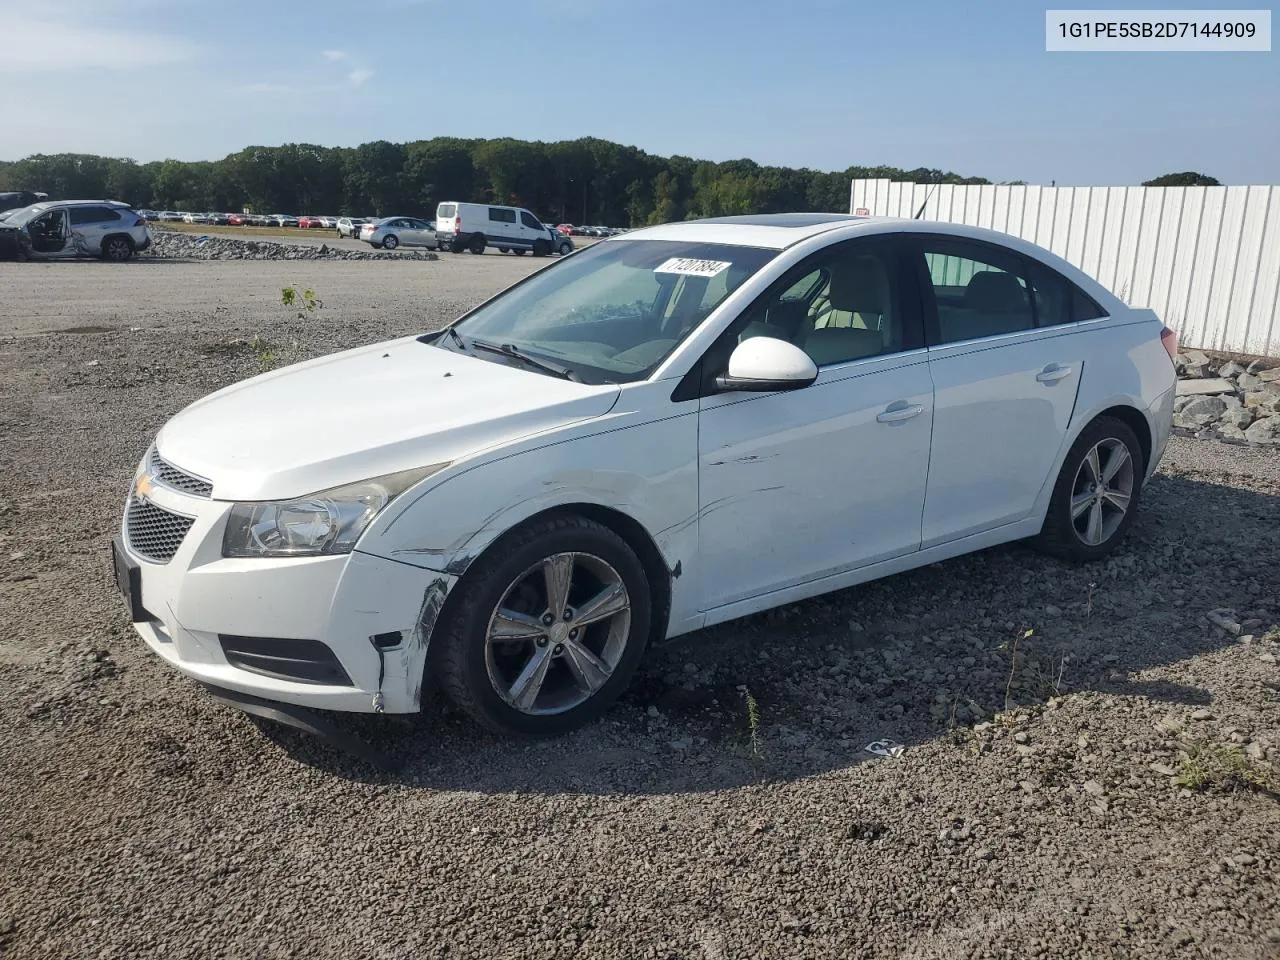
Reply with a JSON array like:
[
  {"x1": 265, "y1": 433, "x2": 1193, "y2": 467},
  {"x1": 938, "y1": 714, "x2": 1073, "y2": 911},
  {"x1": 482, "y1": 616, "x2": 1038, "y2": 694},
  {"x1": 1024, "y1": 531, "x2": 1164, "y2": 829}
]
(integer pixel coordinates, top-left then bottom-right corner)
[{"x1": 113, "y1": 213, "x2": 1177, "y2": 736}]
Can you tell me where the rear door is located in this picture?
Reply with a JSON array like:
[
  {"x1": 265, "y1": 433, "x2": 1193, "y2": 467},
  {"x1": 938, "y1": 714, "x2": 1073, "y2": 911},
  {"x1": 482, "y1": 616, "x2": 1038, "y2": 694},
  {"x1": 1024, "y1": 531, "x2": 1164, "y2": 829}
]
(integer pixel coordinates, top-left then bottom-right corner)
[
  {"x1": 69, "y1": 205, "x2": 121, "y2": 254},
  {"x1": 909, "y1": 234, "x2": 1089, "y2": 547},
  {"x1": 436, "y1": 203, "x2": 457, "y2": 242}
]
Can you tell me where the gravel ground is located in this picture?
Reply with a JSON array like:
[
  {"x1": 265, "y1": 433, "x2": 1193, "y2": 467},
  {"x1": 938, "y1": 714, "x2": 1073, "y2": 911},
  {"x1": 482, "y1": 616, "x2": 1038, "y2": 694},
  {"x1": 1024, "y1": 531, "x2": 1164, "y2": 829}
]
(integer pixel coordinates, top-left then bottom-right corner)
[{"x1": 1, "y1": 257, "x2": 1279, "y2": 960}]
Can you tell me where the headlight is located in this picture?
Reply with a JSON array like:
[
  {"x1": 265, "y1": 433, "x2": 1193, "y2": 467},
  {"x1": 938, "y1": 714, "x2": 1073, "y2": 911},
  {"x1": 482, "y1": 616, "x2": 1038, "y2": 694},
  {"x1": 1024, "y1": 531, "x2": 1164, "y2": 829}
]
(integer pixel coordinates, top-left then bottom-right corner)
[{"x1": 222, "y1": 463, "x2": 449, "y2": 558}]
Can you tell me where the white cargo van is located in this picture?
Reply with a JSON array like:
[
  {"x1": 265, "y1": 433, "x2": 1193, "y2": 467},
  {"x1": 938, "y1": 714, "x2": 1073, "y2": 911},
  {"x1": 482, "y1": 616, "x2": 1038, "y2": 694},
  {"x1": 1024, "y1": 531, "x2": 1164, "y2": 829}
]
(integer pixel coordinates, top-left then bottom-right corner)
[{"x1": 435, "y1": 201, "x2": 555, "y2": 256}]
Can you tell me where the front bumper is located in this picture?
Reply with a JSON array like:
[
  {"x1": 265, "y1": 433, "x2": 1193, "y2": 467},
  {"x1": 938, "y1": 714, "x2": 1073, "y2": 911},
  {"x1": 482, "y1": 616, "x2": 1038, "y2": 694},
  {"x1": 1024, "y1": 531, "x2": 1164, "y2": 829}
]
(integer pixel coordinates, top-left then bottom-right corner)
[{"x1": 115, "y1": 473, "x2": 456, "y2": 713}]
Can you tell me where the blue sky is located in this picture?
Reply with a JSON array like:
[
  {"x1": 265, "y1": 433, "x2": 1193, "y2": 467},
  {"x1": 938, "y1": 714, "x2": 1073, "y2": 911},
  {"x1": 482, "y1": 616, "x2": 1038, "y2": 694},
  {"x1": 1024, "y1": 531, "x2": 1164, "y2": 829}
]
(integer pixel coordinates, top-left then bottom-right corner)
[{"x1": 4, "y1": 0, "x2": 1277, "y2": 184}]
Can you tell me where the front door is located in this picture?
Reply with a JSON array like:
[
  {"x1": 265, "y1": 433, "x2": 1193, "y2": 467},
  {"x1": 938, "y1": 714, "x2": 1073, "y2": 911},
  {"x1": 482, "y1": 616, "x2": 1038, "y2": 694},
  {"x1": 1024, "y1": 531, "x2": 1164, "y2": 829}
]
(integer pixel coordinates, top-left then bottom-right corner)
[
  {"x1": 909, "y1": 235, "x2": 1087, "y2": 547},
  {"x1": 28, "y1": 209, "x2": 71, "y2": 256},
  {"x1": 696, "y1": 236, "x2": 933, "y2": 611}
]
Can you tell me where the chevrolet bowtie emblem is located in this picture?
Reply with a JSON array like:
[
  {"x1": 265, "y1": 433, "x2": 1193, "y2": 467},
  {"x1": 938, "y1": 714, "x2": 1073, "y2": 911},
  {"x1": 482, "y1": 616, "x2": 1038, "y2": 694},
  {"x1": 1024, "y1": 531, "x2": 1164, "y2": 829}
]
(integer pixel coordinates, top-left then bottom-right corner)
[{"x1": 134, "y1": 472, "x2": 155, "y2": 500}]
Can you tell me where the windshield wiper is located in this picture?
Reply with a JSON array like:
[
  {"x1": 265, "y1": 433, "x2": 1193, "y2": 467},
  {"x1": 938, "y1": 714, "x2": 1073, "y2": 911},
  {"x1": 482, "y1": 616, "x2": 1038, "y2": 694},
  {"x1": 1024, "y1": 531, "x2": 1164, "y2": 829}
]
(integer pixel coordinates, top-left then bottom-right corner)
[
  {"x1": 469, "y1": 338, "x2": 579, "y2": 381},
  {"x1": 445, "y1": 326, "x2": 469, "y2": 351}
]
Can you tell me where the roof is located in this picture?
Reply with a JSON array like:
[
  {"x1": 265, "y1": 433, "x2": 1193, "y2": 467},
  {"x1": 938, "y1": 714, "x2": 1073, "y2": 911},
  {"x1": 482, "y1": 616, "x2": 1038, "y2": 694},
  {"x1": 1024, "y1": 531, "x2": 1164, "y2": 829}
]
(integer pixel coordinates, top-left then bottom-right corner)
[
  {"x1": 33, "y1": 199, "x2": 129, "y2": 208},
  {"x1": 613, "y1": 212, "x2": 876, "y2": 250}
]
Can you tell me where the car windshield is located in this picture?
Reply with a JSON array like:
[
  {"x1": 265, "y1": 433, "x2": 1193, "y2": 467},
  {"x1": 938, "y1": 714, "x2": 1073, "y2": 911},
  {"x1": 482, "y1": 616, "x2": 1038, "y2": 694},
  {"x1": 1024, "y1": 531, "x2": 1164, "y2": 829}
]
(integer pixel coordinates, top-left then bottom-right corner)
[{"x1": 440, "y1": 239, "x2": 777, "y2": 384}]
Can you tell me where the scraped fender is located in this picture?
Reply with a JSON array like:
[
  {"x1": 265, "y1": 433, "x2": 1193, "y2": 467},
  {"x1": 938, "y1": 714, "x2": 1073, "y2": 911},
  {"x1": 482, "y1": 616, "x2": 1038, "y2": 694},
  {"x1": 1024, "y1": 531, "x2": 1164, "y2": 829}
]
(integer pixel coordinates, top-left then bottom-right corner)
[{"x1": 356, "y1": 406, "x2": 703, "y2": 634}]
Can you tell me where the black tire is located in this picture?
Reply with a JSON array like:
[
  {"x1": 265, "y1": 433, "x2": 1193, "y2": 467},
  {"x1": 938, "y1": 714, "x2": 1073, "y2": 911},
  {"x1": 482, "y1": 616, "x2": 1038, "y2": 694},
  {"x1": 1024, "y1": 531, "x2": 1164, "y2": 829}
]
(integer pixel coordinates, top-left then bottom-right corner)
[
  {"x1": 533, "y1": 238, "x2": 551, "y2": 258},
  {"x1": 498, "y1": 247, "x2": 509, "y2": 253},
  {"x1": 382, "y1": 234, "x2": 399, "y2": 250},
  {"x1": 513, "y1": 248, "x2": 526, "y2": 256},
  {"x1": 433, "y1": 514, "x2": 652, "y2": 736},
  {"x1": 1033, "y1": 415, "x2": 1145, "y2": 562},
  {"x1": 451, "y1": 238, "x2": 466, "y2": 253},
  {"x1": 101, "y1": 236, "x2": 134, "y2": 262},
  {"x1": 468, "y1": 234, "x2": 486, "y2": 254},
  {"x1": 558, "y1": 242, "x2": 572, "y2": 255}
]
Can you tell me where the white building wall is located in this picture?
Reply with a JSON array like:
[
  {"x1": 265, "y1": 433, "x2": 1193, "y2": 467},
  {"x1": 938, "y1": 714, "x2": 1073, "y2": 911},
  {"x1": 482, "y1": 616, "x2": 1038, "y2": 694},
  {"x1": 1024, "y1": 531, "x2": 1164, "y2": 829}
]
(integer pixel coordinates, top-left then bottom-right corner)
[{"x1": 850, "y1": 179, "x2": 1280, "y2": 357}]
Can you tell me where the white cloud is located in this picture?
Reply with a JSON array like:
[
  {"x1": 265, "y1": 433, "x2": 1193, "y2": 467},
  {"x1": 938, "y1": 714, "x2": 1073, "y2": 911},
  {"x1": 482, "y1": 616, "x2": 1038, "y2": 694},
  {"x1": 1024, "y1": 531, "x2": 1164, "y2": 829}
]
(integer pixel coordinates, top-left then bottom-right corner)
[
  {"x1": 348, "y1": 68, "x2": 375, "y2": 86},
  {"x1": 0, "y1": 10, "x2": 199, "y2": 73},
  {"x1": 322, "y1": 49, "x2": 349, "y2": 61}
]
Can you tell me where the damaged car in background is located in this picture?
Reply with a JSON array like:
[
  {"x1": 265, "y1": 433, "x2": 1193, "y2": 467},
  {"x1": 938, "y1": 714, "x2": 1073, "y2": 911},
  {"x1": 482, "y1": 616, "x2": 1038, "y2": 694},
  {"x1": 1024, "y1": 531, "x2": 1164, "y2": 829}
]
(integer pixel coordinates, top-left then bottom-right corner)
[
  {"x1": 112, "y1": 213, "x2": 1176, "y2": 739},
  {"x1": 0, "y1": 200, "x2": 151, "y2": 261}
]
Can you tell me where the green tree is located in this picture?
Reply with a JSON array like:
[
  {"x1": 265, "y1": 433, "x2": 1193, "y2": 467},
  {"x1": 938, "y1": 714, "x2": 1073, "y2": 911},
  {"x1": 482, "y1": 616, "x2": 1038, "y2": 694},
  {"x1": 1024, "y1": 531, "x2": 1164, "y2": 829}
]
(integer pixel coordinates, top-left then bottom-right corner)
[{"x1": 1142, "y1": 171, "x2": 1220, "y2": 187}]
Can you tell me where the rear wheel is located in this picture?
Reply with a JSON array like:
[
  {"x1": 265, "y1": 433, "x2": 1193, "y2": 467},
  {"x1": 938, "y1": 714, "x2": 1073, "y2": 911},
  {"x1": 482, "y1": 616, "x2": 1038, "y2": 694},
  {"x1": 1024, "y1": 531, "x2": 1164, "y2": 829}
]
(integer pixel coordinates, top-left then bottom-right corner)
[
  {"x1": 382, "y1": 234, "x2": 399, "y2": 250},
  {"x1": 433, "y1": 514, "x2": 651, "y2": 735},
  {"x1": 498, "y1": 247, "x2": 509, "y2": 254},
  {"x1": 101, "y1": 236, "x2": 133, "y2": 262},
  {"x1": 451, "y1": 238, "x2": 466, "y2": 253},
  {"x1": 468, "y1": 234, "x2": 486, "y2": 254},
  {"x1": 1034, "y1": 416, "x2": 1144, "y2": 562},
  {"x1": 513, "y1": 248, "x2": 526, "y2": 256}
]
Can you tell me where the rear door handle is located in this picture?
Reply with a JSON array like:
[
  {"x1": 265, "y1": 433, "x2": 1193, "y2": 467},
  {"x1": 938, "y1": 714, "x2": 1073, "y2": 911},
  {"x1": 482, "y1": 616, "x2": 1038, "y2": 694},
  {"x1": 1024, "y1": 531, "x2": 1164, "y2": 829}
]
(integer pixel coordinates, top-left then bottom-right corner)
[
  {"x1": 1036, "y1": 363, "x2": 1074, "y2": 383},
  {"x1": 877, "y1": 402, "x2": 924, "y2": 423}
]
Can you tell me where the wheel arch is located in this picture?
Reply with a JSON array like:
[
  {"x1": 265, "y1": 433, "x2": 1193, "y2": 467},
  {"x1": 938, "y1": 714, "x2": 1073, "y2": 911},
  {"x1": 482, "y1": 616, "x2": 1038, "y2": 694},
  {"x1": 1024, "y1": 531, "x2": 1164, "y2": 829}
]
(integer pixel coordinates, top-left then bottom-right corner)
[
  {"x1": 101, "y1": 232, "x2": 135, "y2": 254},
  {"x1": 428, "y1": 503, "x2": 673, "y2": 656}
]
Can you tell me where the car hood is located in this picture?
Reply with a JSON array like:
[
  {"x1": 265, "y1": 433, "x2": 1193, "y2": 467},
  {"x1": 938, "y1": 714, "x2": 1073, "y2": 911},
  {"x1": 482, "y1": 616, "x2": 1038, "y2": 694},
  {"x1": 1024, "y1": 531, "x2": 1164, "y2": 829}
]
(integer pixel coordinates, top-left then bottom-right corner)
[{"x1": 156, "y1": 335, "x2": 621, "y2": 501}]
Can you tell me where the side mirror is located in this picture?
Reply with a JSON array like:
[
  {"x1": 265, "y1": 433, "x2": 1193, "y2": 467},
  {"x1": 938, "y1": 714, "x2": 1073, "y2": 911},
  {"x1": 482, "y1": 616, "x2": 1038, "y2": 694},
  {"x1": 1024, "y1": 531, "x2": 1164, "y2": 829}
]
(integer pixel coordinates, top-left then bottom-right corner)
[{"x1": 715, "y1": 337, "x2": 818, "y2": 393}]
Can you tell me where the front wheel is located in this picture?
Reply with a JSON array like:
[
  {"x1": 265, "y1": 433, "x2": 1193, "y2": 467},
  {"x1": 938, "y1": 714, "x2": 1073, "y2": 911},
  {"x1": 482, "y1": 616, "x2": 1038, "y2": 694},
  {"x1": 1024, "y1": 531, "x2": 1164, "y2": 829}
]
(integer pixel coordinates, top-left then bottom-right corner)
[
  {"x1": 1034, "y1": 416, "x2": 1144, "y2": 562},
  {"x1": 433, "y1": 514, "x2": 651, "y2": 735},
  {"x1": 497, "y1": 247, "x2": 509, "y2": 254},
  {"x1": 381, "y1": 234, "x2": 399, "y2": 250},
  {"x1": 558, "y1": 242, "x2": 572, "y2": 255},
  {"x1": 513, "y1": 248, "x2": 526, "y2": 256}
]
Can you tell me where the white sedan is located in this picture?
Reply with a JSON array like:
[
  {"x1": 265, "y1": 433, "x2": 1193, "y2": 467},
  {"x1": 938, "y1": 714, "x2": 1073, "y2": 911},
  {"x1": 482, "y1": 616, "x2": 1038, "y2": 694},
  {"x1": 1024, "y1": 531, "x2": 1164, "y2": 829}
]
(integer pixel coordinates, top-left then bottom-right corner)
[{"x1": 112, "y1": 213, "x2": 1176, "y2": 736}]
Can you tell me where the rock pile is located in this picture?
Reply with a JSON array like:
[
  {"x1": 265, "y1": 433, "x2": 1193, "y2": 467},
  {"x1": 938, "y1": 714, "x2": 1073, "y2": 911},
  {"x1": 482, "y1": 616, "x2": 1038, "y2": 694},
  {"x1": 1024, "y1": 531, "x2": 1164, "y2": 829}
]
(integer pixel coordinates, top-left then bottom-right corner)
[
  {"x1": 146, "y1": 230, "x2": 437, "y2": 262},
  {"x1": 1174, "y1": 350, "x2": 1280, "y2": 445}
]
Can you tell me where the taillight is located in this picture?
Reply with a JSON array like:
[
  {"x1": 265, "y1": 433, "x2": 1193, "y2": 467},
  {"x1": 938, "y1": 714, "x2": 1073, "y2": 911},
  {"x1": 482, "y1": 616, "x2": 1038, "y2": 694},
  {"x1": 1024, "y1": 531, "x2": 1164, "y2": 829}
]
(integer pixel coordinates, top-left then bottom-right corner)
[
  {"x1": 1160, "y1": 325, "x2": 1179, "y2": 363},
  {"x1": 454, "y1": 215, "x2": 461, "y2": 232}
]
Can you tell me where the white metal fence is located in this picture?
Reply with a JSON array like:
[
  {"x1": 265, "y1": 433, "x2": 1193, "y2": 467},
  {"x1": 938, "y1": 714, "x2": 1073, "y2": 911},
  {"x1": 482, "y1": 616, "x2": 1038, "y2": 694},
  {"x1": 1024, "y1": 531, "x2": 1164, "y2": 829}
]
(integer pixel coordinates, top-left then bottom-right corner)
[{"x1": 849, "y1": 179, "x2": 1280, "y2": 357}]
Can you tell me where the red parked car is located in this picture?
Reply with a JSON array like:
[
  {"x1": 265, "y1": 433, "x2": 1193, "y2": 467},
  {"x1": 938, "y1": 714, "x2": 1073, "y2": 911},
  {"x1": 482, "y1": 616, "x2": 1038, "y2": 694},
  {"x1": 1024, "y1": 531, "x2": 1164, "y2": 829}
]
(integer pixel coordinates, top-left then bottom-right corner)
[
  {"x1": 227, "y1": 214, "x2": 247, "y2": 226},
  {"x1": 556, "y1": 223, "x2": 573, "y2": 237}
]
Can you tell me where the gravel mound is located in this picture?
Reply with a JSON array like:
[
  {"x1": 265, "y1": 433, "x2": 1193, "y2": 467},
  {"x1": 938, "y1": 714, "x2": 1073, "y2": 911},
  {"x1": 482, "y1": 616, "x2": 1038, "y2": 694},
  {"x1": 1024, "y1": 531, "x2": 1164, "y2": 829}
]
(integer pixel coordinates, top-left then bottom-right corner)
[
  {"x1": 1174, "y1": 350, "x2": 1280, "y2": 445},
  {"x1": 147, "y1": 230, "x2": 438, "y2": 262}
]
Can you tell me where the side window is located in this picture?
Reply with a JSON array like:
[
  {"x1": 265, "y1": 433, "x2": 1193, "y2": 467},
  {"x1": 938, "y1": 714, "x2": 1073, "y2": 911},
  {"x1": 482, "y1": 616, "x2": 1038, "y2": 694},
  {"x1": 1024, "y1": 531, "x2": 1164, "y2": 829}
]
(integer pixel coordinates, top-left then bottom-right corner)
[
  {"x1": 1024, "y1": 259, "x2": 1108, "y2": 325},
  {"x1": 520, "y1": 211, "x2": 541, "y2": 230},
  {"x1": 738, "y1": 240, "x2": 904, "y2": 367},
  {"x1": 69, "y1": 207, "x2": 104, "y2": 225},
  {"x1": 488, "y1": 207, "x2": 516, "y2": 224},
  {"x1": 920, "y1": 238, "x2": 1034, "y2": 344},
  {"x1": 1024, "y1": 259, "x2": 1073, "y2": 326}
]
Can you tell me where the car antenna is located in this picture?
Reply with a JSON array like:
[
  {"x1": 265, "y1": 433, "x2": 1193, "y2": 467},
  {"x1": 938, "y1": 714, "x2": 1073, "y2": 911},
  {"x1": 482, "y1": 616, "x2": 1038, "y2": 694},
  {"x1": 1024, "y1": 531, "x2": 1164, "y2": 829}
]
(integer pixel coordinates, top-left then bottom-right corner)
[{"x1": 912, "y1": 182, "x2": 938, "y2": 220}]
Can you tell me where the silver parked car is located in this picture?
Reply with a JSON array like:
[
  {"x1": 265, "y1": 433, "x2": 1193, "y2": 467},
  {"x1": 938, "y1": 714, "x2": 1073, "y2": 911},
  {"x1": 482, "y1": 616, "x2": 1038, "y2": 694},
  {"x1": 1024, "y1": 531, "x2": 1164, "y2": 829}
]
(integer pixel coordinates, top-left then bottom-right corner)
[
  {"x1": 0, "y1": 200, "x2": 150, "y2": 261},
  {"x1": 360, "y1": 216, "x2": 438, "y2": 250}
]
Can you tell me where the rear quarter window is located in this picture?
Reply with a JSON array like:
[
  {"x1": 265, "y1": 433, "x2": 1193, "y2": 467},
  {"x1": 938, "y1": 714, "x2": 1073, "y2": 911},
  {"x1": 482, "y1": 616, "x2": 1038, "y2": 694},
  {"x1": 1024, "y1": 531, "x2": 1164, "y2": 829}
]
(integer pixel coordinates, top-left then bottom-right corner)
[{"x1": 437, "y1": 204, "x2": 456, "y2": 218}]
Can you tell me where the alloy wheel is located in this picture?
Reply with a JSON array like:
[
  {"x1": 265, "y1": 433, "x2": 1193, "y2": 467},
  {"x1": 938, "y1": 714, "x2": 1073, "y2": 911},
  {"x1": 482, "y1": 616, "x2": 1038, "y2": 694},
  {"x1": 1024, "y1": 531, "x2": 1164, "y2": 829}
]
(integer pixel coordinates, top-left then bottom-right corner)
[
  {"x1": 484, "y1": 551, "x2": 631, "y2": 715},
  {"x1": 1069, "y1": 437, "x2": 1135, "y2": 546}
]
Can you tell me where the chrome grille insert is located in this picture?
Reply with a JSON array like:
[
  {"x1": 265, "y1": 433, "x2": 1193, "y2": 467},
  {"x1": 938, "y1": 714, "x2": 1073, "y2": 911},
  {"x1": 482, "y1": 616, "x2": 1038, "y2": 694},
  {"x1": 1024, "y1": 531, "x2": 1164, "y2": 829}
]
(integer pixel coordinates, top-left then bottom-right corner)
[
  {"x1": 125, "y1": 498, "x2": 195, "y2": 563},
  {"x1": 149, "y1": 448, "x2": 213, "y2": 498}
]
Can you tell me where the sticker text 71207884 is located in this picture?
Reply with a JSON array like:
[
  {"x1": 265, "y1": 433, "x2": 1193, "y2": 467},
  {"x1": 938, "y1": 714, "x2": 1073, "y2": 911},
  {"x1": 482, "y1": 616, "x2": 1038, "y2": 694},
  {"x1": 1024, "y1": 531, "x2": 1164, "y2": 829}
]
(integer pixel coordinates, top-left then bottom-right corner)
[{"x1": 654, "y1": 257, "x2": 732, "y2": 278}]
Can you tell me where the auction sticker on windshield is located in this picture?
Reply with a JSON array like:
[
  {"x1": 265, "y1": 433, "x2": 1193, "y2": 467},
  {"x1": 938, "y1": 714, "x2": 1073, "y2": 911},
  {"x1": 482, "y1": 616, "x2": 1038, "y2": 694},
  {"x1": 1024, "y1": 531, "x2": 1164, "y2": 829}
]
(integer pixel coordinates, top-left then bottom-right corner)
[{"x1": 655, "y1": 257, "x2": 732, "y2": 278}]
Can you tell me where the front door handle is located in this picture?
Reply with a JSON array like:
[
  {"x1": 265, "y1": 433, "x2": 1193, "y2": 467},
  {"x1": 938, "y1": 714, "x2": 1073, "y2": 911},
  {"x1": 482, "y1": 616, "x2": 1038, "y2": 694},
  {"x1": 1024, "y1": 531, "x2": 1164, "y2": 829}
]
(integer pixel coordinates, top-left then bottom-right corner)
[
  {"x1": 1036, "y1": 363, "x2": 1074, "y2": 383},
  {"x1": 877, "y1": 402, "x2": 924, "y2": 423}
]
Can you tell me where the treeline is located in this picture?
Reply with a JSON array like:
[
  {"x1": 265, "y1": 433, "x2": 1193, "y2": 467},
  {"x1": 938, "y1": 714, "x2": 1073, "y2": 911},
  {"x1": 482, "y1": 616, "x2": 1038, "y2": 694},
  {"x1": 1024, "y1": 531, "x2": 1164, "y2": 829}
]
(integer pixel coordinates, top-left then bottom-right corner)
[{"x1": 0, "y1": 138, "x2": 989, "y2": 225}]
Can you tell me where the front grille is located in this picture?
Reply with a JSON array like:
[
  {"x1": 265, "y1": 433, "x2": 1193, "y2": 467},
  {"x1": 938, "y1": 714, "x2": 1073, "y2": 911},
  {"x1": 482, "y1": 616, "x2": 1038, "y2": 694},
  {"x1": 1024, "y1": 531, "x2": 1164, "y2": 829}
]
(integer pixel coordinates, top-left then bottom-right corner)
[
  {"x1": 149, "y1": 448, "x2": 213, "y2": 498},
  {"x1": 125, "y1": 498, "x2": 195, "y2": 563}
]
